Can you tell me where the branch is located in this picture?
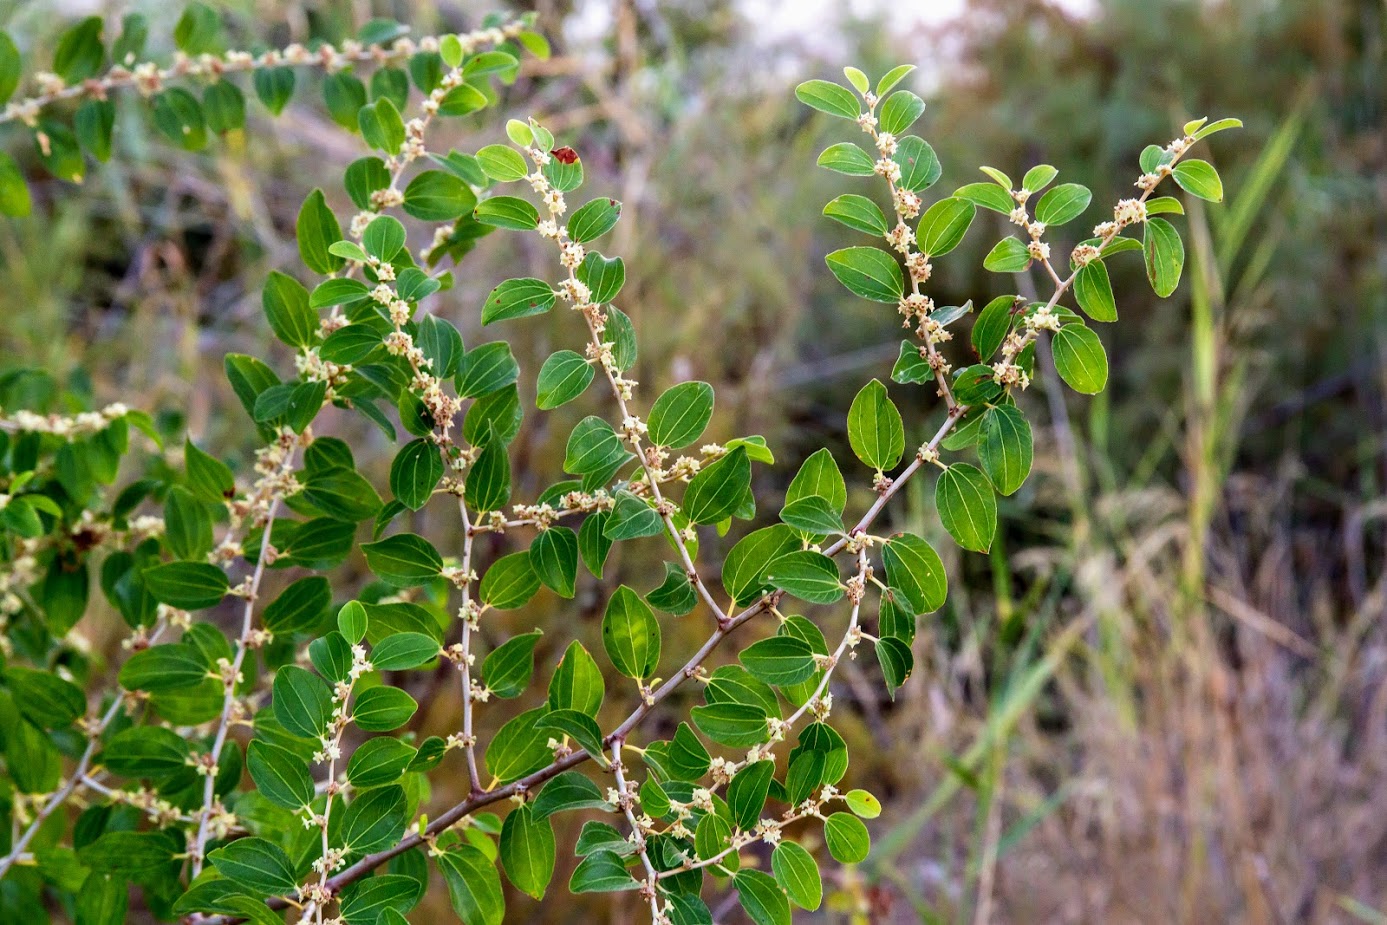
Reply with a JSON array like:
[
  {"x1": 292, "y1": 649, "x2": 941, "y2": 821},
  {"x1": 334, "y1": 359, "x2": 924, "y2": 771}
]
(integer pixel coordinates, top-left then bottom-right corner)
[{"x1": 0, "y1": 19, "x2": 528, "y2": 130}]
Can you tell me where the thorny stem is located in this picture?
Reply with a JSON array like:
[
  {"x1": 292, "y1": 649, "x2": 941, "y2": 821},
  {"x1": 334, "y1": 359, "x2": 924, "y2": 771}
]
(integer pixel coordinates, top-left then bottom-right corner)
[
  {"x1": 785, "y1": 549, "x2": 870, "y2": 728},
  {"x1": 517, "y1": 145, "x2": 731, "y2": 628},
  {"x1": 192, "y1": 441, "x2": 299, "y2": 877},
  {"x1": 0, "y1": 20, "x2": 527, "y2": 131},
  {"x1": 457, "y1": 499, "x2": 483, "y2": 793},
  {"x1": 611, "y1": 742, "x2": 663, "y2": 921}
]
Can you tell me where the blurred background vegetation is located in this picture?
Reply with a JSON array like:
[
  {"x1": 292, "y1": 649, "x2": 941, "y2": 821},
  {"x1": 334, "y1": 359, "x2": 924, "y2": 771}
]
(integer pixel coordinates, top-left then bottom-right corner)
[{"x1": 2, "y1": 0, "x2": 1384, "y2": 922}]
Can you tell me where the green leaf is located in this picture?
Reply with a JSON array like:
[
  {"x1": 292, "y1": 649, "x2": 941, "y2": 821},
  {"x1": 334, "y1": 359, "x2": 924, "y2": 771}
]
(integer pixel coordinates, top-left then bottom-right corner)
[
  {"x1": 174, "y1": 3, "x2": 223, "y2": 55},
  {"x1": 164, "y1": 486, "x2": 212, "y2": 559},
  {"x1": 362, "y1": 533, "x2": 443, "y2": 586},
  {"x1": 893, "y1": 135, "x2": 941, "y2": 192},
  {"x1": 247, "y1": 740, "x2": 314, "y2": 809},
  {"x1": 979, "y1": 404, "x2": 1033, "y2": 496},
  {"x1": 779, "y1": 495, "x2": 843, "y2": 535},
  {"x1": 891, "y1": 341, "x2": 933, "y2": 384},
  {"x1": 823, "y1": 194, "x2": 888, "y2": 236},
  {"x1": 875, "y1": 635, "x2": 913, "y2": 698},
  {"x1": 300, "y1": 467, "x2": 382, "y2": 522},
  {"x1": 484, "y1": 630, "x2": 543, "y2": 698},
  {"x1": 936, "y1": 463, "x2": 997, "y2": 553},
  {"x1": 1052, "y1": 323, "x2": 1109, "y2": 394},
  {"x1": 537, "y1": 709, "x2": 608, "y2": 765},
  {"x1": 403, "y1": 169, "x2": 476, "y2": 221},
  {"x1": 734, "y1": 869, "x2": 791, "y2": 925},
  {"x1": 916, "y1": 197, "x2": 975, "y2": 257},
  {"x1": 879, "y1": 90, "x2": 924, "y2": 135},
  {"x1": 824, "y1": 812, "x2": 871, "y2": 863},
  {"x1": 485, "y1": 707, "x2": 552, "y2": 783},
  {"x1": 352, "y1": 687, "x2": 418, "y2": 732},
  {"x1": 260, "y1": 579, "x2": 328, "y2": 637},
  {"x1": 683, "y1": 446, "x2": 750, "y2": 525},
  {"x1": 0, "y1": 32, "x2": 20, "y2": 106},
  {"x1": 881, "y1": 533, "x2": 947, "y2": 614},
  {"x1": 847, "y1": 379, "x2": 904, "y2": 470},
  {"x1": 437, "y1": 83, "x2": 488, "y2": 116},
  {"x1": 54, "y1": 18, "x2": 104, "y2": 83},
  {"x1": 1146, "y1": 196, "x2": 1185, "y2": 216},
  {"x1": 75, "y1": 98, "x2": 115, "y2": 161},
  {"x1": 876, "y1": 64, "x2": 914, "y2": 96},
  {"x1": 254, "y1": 66, "x2": 296, "y2": 116},
  {"x1": 795, "y1": 79, "x2": 860, "y2": 119},
  {"x1": 340, "y1": 785, "x2": 408, "y2": 853},
  {"x1": 723, "y1": 525, "x2": 799, "y2": 606},
  {"x1": 262, "y1": 270, "x2": 315, "y2": 349},
  {"x1": 363, "y1": 215, "x2": 406, "y2": 262},
  {"x1": 727, "y1": 759, "x2": 775, "y2": 831},
  {"x1": 390, "y1": 439, "x2": 443, "y2": 510},
  {"x1": 570, "y1": 849, "x2": 638, "y2": 893},
  {"x1": 151, "y1": 88, "x2": 208, "y2": 150},
  {"x1": 548, "y1": 641, "x2": 605, "y2": 716},
  {"x1": 479, "y1": 552, "x2": 541, "y2": 610},
  {"x1": 203, "y1": 81, "x2": 246, "y2": 133},
  {"x1": 983, "y1": 237, "x2": 1032, "y2": 273},
  {"x1": 1143, "y1": 216, "x2": 1184, "y2": 298},
  {"x1": 1022, "y1": 164, "x2": 1058, "y2": 192},
  {"x1": 1073, "y1": 260, "x2": 1117, "y2": 322},
  {"x1": 208, "y1": 837, "x2": 297, "y2": 895},
  {"x1": 477, "y1": 144, "x2": 529, "y2": 182},
  {"x1": 577, "y1": 252, "x2": 626, "y2": 303},
  {"x1": 272, "y1": 665, "x2": 333, "y2": 739},
  {"x1": 0, "y1": 150, "x2": 32, "y2": 217},
  {"x1": 765, "y1": 551, "x2": 843, "y2": 605},
  {"x1": 475, "y1": 196, "x2": 540, "y2": 230},
  {"x1": 337, "y1": 599, "x2": 369, "y2": 644},
  {"x1": 117, "y1": 644, "x2": 207, "y2": 692},
  {"x1": 358, "y1": 97, "x2": 405, "y2": 153},
  {"x1": 439, "y1": 845, "x2": 506, "y2": 925},
  {"x1": 143, "y1": 561, "x2": 227, "y2": 609},
  {"x1": 339, "y1": 876, "x2": 421, "y2": 924},
  {"x1": 825, "y1": 247, "x2": 904, "y2": 303},
  {"x1": 567, "y1": 197, "x2": 622, "y2": 243},
  {"x1": 816, "y1": 142, "x2": 876, "y2": 176},
  {"x1": 647, "y1": 562, "x2": 696, "y2": 616},
  {"x1": 78, "y1": 831, "x2": 178, "y2": 875},
  {"x1": 533, "y1": 770, "x2": 611, "y2": 820},
  {"x1": 500, "y1": 804, "x2": 556, "y2": 900},
  {"x1": 297, "y1": 189, "x2": 344, "y2": 274},
  {"x1": 741, "y1": 636, "x2": 817, "y2": 687},
  {"x1": 457, "y1": 341, "x2": 520, "y2": 399},
  {"x1": 371, "y1": 632, "x2": 440, "y2": 671},
  {"x1": 787, "y1": 448, "x2": 847, "y2": 514},
  {"x1": 7, "y1": 667, "x2": 84, "y2": 729},
  {"x1": 1192, "y1": 117, "x2": 1243, "y2": 141},
  {"x1": 1172, "y1": 158, "x2": 1223, "y2": 202},
  {"x1": 648, "y1": 381, "x2": 715, "y2": 448},
  {"x1": 347, "y1": 737, "x2": 418, "y2": 789},
  {"x1": 465, "y1": 440, "x2": 511, "y2": 513},
  {"x1": 772, "y1": 841, "x2": 822, "y2": 911},
  {"x1": 536, "y1": 350, "x2": 594, "y2": 409},
  {"x1": 530, "y1": 526, "x2": 578, "y2": 598},
  {"x1": 482, "y1": 277, "x2": 555, "y2": 325},
  {"x1": 954, "y1": 182, "x2": 1015, "y2": 214},
  {"x1": 602, "y1": 586, "x2": 661, "y2": 680},
  {"x1": 1034, "y1": 182, "x2": 1092, "y2": 226}
]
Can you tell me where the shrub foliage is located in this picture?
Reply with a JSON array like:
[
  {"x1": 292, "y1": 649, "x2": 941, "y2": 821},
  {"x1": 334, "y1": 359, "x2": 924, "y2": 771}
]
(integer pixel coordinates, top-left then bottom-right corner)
[{"x1": 0, "y1": 6, "x2": 1237, "y2": 923}]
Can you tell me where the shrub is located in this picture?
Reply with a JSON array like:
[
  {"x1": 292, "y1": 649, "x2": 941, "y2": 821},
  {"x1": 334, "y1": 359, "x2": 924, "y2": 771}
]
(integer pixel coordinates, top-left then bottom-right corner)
[{"x1": 0, "y1": 6, "x2": 1237, "y2": 923}]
